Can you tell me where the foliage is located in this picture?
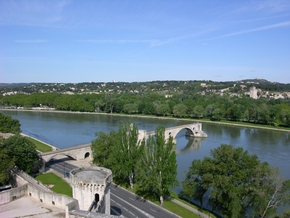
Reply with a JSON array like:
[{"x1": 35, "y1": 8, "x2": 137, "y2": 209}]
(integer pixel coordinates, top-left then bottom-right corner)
[
  {"x1": 2, "y1": 79, "x2": 290, "y2": 128},
  {"x1": 155, "y1": 103, "x2": 171, "y2": 116},
  {"x1": 2, "y1": 135, "x2": 39, "y2": 174},
  {"x1": 136, "y1": 126, "x2": 178, "y2": 206},
  {"x1": 0, "y1": 137, "x2": 16, "y2": 185},
  {"x1": 111, "y1": 121, "x2": 144, "y2": 190},
  {"x1": 251, "y1": 166, "x2": 290, "y2": 218},
  {"x1": 173, "y1": 103, "x2": 188, "y2": 118},
  {"x1": 91, "y1": 122, "x2": 180, "y2": 206},
  {"x1": 281, "y1": 209, "x2": 290, "y2": 218},
  {"x1": 91, "y1": 131, "x2": 118, "y2": 168},
  {"x1": 181, "y1": 144, "x2": 290, "y2": 218},
  {"x1": 0, "y1": 113, "x2": 21, "y2": 134}
]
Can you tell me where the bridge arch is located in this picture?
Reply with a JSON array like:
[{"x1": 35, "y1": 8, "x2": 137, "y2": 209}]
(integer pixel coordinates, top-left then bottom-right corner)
[
  {"x1": 84, "y1": 152, "x2": 90, "y2": 159},
  {"x1": 166, "y1": 127, "x2": 194, "y2": 139},
  {"x1": 47, "y1": 153, "x2": 77, "y2": 162}
]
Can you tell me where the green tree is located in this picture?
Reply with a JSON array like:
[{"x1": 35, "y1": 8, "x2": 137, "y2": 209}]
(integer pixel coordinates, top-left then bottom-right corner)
[
  {"x1": 192, "y1": 105, "x2": 204, "y2": 118},
  {"x1": 123, "y1": 103, "x2": 138, "y2": 114},
  {"x1": 182, "y1": 144, "x2": 290, "y2": 217},
  {"x1": 138, "y1": 99, "x2": 155, "y2": 115},
  {"x1": 173, "y1": 103, "x2": 188, "y2": 118},
  {"x1": 0, "y1": 113, "x2": 21, "y2": 134},
  {"x1": 137, "y1": 126, "x2": 178, "y2": 206},
  {"x1": 0, "y1": 137, "x2": 15, "y2": 185},
  {"x1": 211, "y1": 108, "x2": 224, "y2": 121},
  {"x1": 251, "y1": 166, "x2": 290, "y2": 218},
  {"x1": 3, "y1": 135, "x2": 39, "y2": 174},
  {"x1": 104, "y1": 94, "x2": 116, "y2": 113},
  {"x1": 156, "y1": 103, "x2": 171, "y2": 116},
  {"x1": 91, "y1": 131, "x2": 118, "y2": 168},
  {"x1": 111, "y1": 121, "x2": 144, "y2": 190},
  {"x1": 204, "y1": 104, "x2": 216, "y2": 119},
  {"x1": 227, "y1": 104, "x2": 242, "y2": 121}
]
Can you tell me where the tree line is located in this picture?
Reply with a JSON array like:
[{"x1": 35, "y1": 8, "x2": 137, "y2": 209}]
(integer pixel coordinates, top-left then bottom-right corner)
[{"x1": 1, "y1": 92, "x2": 290, "y2": 127}]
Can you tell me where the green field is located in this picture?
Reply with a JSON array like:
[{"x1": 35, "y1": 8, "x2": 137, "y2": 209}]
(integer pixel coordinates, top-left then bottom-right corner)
[
  {"x1": 35, "y1": 173, "x2": 72, "y2": 197},
  {"x1": 25, "y1": 136, "x2": 53, "y2": 152}
]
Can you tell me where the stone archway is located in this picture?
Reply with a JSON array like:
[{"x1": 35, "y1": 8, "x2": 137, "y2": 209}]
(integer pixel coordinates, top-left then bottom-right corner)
[{"x1": 84, "y1": 152, "x2": 90, "y2": 159}]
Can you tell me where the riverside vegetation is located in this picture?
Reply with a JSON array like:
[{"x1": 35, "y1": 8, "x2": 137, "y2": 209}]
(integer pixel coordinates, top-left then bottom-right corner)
[{"x1": 1, "y1": 79, "x2": 290, "y2": 128}]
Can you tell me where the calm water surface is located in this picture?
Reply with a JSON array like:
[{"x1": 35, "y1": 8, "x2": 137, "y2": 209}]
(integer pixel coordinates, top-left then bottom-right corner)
[{"x1": 1, "y1": 110, "x2": 290, "y2": 212}]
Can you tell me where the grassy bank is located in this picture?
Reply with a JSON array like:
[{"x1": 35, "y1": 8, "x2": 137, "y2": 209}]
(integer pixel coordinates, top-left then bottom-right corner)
[
  {"x1": 25, "y1": 136, "x2": 53, "y2": 152},
  {"x1": 35, "y1": 172, "x2": 72, "y2": 197}
]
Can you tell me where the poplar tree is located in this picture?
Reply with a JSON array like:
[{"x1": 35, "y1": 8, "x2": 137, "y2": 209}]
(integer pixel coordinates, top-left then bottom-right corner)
[
  {"x1": 137, "y1": 126, "x2": 178, "y2": 206},
  {"x1": 112, "y1": 121, "x2": 144, "y2": 190}
]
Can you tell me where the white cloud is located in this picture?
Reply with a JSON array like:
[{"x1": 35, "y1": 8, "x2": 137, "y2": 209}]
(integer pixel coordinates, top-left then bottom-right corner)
[
  {"x1": 256, "y1": 0, "x2": 290, "y2": 12},
  {"x1": 14, "y1": 39, "x2": 48, "y2": 43},
  {"x1": 206, "y1": 21, "x2": 290, "y2": 41},
  {"x1": 76, "y1": 39, "x2": 161, "y2": 46},
  {"x1": 0, "y1": 0, "x2": 70, "y2": 26}
]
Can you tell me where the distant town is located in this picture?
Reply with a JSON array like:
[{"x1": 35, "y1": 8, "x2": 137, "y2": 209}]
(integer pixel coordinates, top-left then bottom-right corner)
[{"x1": 1, "y1": 78, "x2": 290, "y2": 100}]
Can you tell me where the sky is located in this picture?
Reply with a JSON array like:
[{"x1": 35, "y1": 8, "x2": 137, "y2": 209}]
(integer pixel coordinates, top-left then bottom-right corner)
[{"x1": 0, "y1": 0, "x2": 290, "y2": 84}]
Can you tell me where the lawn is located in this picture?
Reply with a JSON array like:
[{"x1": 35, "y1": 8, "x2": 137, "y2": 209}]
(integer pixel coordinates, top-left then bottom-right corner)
[
  {"x1": 35, "y1": 173, "x2": 72, "y2": 197},
  {"x1": 25, "y1": 136, "x2": 53, "y2": 152}
]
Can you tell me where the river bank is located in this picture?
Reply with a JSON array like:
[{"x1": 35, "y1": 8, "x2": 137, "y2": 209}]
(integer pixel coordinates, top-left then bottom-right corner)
[{"x1": 1, "y1": 108, "x2": 290, "y2": 133}]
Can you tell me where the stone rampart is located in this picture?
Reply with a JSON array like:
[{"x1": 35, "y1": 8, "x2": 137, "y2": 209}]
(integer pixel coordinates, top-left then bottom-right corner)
[
  {"x1": 1, "y1": 168, "x2": 79, "y2": 218},
  {"x1": 0, "y1": 185, "x2": 27, "y2": 205}
]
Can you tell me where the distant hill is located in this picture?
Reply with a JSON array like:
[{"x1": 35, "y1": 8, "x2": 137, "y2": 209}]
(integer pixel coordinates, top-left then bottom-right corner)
[
  {"x1": 0, "y1": 79, "x2": 289, "y2": 95},
  {"x1": 0, "y1": 83, "x2": 31, "y2": 88}
]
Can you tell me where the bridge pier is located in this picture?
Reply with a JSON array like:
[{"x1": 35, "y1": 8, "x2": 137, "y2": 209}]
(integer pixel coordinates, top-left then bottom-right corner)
[{"x1": 39, "y1": 159, "x2": 46, "y2": 174}]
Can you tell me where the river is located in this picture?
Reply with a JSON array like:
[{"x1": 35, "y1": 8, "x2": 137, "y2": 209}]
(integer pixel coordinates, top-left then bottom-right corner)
[{"x1": 1, "y1": 110, "x2": 290, "y2": 213}]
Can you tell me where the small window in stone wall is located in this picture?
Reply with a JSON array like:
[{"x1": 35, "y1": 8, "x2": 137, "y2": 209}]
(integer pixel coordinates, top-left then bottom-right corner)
[
  {"x1": 52, "y1": 201, "x2": 55, "y2": 205},
  {"x1": 40, "y1": 199, "x2": 43, "y2": 203},
  {"x1": 12, "y1": 196, "x2": 16, "y2": 200},
  {"x1": 29, "y1": 193, "x2": 32, "y2": 196}
]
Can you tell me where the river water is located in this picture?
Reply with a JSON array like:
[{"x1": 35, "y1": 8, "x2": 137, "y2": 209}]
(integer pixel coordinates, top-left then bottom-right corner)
[{"x1": 1, "y1": 110, "x2": 290, "y2": 213}]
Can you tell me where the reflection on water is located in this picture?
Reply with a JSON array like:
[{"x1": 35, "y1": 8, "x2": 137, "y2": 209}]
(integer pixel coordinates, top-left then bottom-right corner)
[{"x1": 175, "y1": 137, "x2": 207, "y2": 155}]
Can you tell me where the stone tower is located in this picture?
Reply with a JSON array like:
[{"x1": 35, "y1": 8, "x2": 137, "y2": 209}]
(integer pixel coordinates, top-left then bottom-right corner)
[
  {"x1": 70, "y1": 166, "x2": 112, "y2": 215},
  {"x1": 250, "y1": 86, "x2": 258, "y2": 99}
]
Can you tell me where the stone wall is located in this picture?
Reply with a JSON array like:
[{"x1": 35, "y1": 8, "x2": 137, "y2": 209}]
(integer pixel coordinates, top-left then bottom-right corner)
[
  {"x1": 0, "y1": 185, "x2": 27, "y2": 205},
  {"x1": 0, "y1": 169, "x2": 80, "y2": 218}
]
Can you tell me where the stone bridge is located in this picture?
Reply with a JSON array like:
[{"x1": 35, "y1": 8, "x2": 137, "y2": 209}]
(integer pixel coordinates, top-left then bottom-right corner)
[
  {"x1": 138, "y1": 122, "x2": 207, "y2": 142},
  {"x1": 40, "y1": 143, "x2": 92, "y2": 170},
  {"x1": 39, "y1": 123, "x2": 207, "y2": 171}
]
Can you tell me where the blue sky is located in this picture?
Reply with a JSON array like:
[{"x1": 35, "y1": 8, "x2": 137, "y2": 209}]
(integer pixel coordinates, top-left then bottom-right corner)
[{"x1": 1, "y1": 0, "x2": 290, "y2": 83}]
